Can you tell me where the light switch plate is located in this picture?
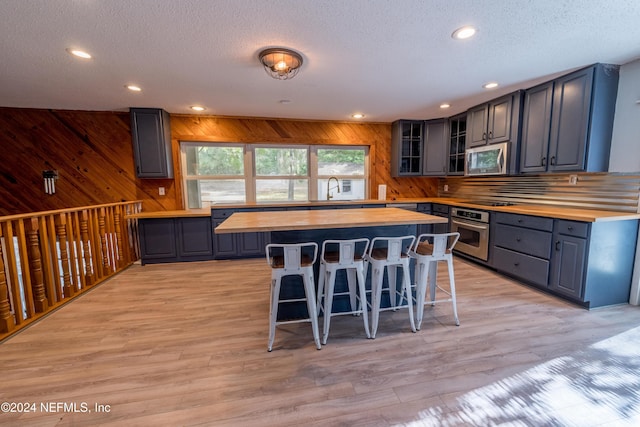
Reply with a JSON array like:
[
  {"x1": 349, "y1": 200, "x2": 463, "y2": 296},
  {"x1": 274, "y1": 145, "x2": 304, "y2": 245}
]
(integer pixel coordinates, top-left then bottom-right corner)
[
  {"x1": 569, "y1": 175, "x2": 578, "y2": 185},
  {"x1": 159, "y1": 187, "x2": 165, "y2": 195}
]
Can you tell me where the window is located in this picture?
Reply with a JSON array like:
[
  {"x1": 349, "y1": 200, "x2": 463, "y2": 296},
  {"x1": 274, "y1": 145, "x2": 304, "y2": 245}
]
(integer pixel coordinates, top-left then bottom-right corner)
[
  {"x1": 316, "y1": 147, "x2": 366, "y2": 201},
  {"x1": 255, "y1": 147, "x2": 308, "y2": 202},
  {"x1": 181, "y1": 143, "x2": 368, "y2": 207},
  {"x1": 182, "y1": 144, "x2": 245, "y2": 208}
]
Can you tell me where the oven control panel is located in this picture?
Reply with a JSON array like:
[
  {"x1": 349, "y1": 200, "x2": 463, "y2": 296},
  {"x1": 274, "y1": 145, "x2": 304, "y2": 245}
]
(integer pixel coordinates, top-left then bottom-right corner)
[{"x1": 451, "y1": 208, "x2": 489, "y2": 223}]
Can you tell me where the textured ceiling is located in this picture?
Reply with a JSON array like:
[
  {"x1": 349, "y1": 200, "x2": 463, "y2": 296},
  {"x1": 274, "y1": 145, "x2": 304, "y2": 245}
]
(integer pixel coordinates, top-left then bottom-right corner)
[{"x1": 1, "y1": 0, "x2": 640, "y2": 122}]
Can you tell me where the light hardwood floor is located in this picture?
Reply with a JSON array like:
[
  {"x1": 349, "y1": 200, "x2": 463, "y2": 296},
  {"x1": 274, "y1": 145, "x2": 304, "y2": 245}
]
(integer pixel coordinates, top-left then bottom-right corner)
[{"x1": 1, "y1": 257, "x2": 640, "y2": 426}]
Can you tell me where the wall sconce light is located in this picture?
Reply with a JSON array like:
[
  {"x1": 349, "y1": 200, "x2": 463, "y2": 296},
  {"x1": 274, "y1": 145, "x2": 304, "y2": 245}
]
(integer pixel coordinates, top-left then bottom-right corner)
[
  {"x1": 258, "y1": 48, "x2": 303, "y2": 80},
  {"x1": 43, "y1": 170, "x2": 58, "y2": 195}
]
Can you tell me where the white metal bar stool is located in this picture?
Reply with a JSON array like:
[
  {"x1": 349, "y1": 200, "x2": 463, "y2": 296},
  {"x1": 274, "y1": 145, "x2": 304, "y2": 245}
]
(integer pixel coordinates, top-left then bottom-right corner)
[
  {"x1": 317, "y1": 238, "x2": 371, "y2": 344},
  {"x1": 364, "y1": 235, "x2": 416, "y2": 339},
  {"x1": 265, "y1": 242, "x2": 321, "y2": 351},
  {"x1": 408, "y1": 232, "x2": 460, "y2": 330}
]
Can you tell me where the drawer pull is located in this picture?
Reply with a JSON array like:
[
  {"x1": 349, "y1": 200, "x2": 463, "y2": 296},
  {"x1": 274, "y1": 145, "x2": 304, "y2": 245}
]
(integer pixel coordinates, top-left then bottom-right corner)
[
  {"x1": 567, "y1": 226, "x2": 574, "y2": 231},
  {"x1": 514, "y1": 262, "x2": 520, "y2": 267},
  {"x1": 516, "y1": 237, "x2": 521, "y2": 242}
]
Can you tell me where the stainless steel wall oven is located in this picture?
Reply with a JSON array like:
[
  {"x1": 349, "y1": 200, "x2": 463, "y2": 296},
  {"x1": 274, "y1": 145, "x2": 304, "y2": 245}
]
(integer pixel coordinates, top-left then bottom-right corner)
[{"x1": 450, "y1": 207, "x2": 490, "y2": 261}]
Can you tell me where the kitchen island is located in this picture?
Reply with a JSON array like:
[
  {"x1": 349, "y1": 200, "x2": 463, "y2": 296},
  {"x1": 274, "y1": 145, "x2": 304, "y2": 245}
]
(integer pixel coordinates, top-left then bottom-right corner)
[{"x1": 215, "y1": 207, "x2": 448, "y2": 319}]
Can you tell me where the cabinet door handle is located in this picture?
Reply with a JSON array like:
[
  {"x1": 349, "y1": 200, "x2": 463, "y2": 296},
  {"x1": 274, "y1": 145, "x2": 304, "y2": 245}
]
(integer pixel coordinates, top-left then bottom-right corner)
[
  {"x1": 541, "y1": 157, "x2": 547, "y2": 166},
  {"x1": 488, "y1": 131, "x2": 493, "y2": 139},
  {"x1": 555, "y1": 241, "x2": 560, "y2": 251},
  {"x1": 550, "y1": 156, "x2": 556, "y2": 165},
  {"x1": 483, "y1": 132, "x2": 487, "y2": 140}
]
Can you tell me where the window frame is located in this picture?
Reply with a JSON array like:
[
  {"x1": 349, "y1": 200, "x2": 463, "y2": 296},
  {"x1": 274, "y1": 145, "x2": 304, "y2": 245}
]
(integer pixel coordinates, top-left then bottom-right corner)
[{"x1": 180, "y1": 142, "x2": 369, "y2": 207}]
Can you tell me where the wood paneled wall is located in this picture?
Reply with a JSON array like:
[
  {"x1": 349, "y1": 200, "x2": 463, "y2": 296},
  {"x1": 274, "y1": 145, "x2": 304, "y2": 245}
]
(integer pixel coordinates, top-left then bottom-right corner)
[{"x1": 0, "y1": 108, "x2": 437, "y2": 215}]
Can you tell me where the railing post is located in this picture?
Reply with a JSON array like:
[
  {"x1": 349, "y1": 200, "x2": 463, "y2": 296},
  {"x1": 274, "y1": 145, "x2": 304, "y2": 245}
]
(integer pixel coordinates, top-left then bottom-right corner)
[
  {"x1": 0, "y1": 237, "x2": 15, "y2": 333},
  {"x1": 55, "y1": 214, "x2": 73, "y2": 298},
  {"x1": 114, "y1": 211, "x2": 125, "y2": 268},
  {"x1": 27, "y1": 218, "x2": 48, "y2": 312},
  {"x1": 80, "y1": 211, "x2": 94, "y2": 286},
  {"x1": 99, "y1": 208, "x2": 110, "y2": 270}
]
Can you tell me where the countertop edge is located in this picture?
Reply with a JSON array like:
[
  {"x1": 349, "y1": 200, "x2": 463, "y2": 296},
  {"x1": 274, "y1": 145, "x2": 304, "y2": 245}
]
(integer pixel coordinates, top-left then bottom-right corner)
[{"x1": 126, "y1": 198, "x2": 640, "y2": 222}]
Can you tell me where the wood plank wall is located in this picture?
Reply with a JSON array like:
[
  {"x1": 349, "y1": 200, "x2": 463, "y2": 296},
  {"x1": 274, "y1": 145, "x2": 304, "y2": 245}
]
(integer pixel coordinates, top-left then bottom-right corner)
[{"x1": 0, "y1": 107, "x2": 437, "y2": 215}]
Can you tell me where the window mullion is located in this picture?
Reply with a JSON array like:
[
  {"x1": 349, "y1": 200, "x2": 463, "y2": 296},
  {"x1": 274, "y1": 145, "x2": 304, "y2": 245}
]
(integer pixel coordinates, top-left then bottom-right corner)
[
  {"x1": 309, "y1": 147, "x2": 318, "y2": 201},
  {"x1": 245, "y1": 145, "x2": 256, "y2": 203}
]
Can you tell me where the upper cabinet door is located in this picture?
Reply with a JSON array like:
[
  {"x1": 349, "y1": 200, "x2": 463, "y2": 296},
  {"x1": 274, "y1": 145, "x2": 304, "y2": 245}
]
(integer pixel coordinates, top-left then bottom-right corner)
[
  {"x1": 422, "y1": 119, "x2": 448, "y2": 176},
  {"x1": 487, "y1": 96, "x2": 512, "y2": 144},
  {"x1": 547, "y1": 67, "x2": 594, "y2": 172},
  {"x1": 466, "y1": 105, "x2": 488, "y2": 148},
  {"x1": 130, "y1": 108, "x2": 174, "y2": 178},
  {"x1": 520, "y1": 82, "x2": 554, "y2": 173}
]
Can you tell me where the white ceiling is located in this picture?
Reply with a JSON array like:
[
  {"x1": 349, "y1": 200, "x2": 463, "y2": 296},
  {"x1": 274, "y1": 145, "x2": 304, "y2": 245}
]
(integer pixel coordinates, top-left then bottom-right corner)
[{"x1": 2, "y1": 0, "x2": 640, "y2": 122}]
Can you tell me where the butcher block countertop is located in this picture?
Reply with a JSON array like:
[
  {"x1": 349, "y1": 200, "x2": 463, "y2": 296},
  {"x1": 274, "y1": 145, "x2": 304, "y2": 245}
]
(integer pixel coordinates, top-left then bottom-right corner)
[
  {"x1": 214, "y1": 207, "x2": 447, "y2": 234},
  {"x1": 127, "y1": 198, "x2": 640, "y2": 223}
]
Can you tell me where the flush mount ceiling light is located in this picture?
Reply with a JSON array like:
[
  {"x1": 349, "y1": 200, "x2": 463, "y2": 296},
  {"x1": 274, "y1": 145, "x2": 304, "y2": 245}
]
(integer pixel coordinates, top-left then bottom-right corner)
[
  {"x1": 258, "y1": 47, "x2": 303, "y2": 80},
  {"x1": 351, "y1": 113, "x2": 365, "y2": 119},
  {"x1": 125, "y1": 85, "x2": 142, "y2": 92},
  {"x1": 190, "y1": 106, "x2": 206, "y2": 111},
  {"x1": 440, "y1": 103, "x2": 451, "y2": 109},
  {"x1": 66, "y1": 48, "x2": 92, "y2": 59},
  {"x1": 451, "y1": 26, "x2": 477, "y2": 40},
  {"x1": 483, "y1": 82, "x2": 499, "y2": 89}
]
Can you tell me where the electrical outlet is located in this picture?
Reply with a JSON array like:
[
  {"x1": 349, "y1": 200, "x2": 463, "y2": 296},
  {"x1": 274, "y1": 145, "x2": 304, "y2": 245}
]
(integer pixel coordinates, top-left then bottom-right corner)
[
  {"x1": 159, "y1": 187, "x2": 165, "y2": 195},
  {"x1": 569, "y1": 175, "x2": 578, "y2": 185},
  {"x1": 444, "y1": 184, "x2": 449, "y2": 192}
]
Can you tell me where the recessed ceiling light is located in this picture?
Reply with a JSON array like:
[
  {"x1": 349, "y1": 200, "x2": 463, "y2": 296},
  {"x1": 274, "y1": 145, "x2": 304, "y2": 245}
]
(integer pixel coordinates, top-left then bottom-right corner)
[
  {"x1": 66, "y1": 48, "x2": 92, "y2": 59},
  {"x1": 451, "y1": 26, "x2": 477, "y2": 40},
  {"x1": 483, "y1": 82, "x2": 499, "y2": 89},
  {"x1": 351, "y1": 113, "x2": 365, "y2": 119},
  {"x1": 125, "y1": 85, "x2": 142, "y2": 92},
  {"x1": 278, "y1": 99, "x2": 292, "y2": 104},
  {"x1": 190, "y1": 106, "x2": 206, "y2": 111},
  {"x1": 440, "y1": 103, "x2": 451, "y2": 109}
]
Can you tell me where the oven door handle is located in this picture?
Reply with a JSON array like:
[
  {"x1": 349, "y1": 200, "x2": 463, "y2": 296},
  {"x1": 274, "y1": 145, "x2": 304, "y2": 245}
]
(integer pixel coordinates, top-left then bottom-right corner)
[{"x1": 452, "y1": 218, "x2": 488, "y2": 230}]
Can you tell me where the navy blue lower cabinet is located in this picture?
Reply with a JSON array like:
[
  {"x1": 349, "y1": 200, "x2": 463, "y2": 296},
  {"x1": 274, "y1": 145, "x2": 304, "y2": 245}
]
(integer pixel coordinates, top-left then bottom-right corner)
[
  {"x1": 549, "y1": 234, "x2": 586, "y2": 300},
  {"x1": 139, "y1": 217, "x2": 213, "y2": 265},
  {"x1": 212, "y1": 207, "x2": 278, "y2": 259},
  {"x1": 139, "y1": 218, "x2": 177, "y2": 264},
  {"x1": 212, "y1": 218, "x2": 239, "y2": 259},
  {"x1": 176, "y1": 217, "x2": 214, "y2": 260},
  {"x1": 493, "y1": 213, "x2": 639, "y2": 308},
  {"x1": 553, "y1": 219, "x2": 638, "y2": 308},
  {"x1": 492, "y1": 213, "x2": 554, "y2": 290}
]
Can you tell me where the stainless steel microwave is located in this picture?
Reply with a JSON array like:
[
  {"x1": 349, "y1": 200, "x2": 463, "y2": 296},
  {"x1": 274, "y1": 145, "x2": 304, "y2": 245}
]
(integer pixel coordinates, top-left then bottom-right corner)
[{"x1": 465, "y1": 142, "x2": 508, "y2": 176}]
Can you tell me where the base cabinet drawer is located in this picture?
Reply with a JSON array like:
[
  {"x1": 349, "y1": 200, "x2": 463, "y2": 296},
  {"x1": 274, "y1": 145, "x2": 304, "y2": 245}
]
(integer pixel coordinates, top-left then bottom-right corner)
[
  {"x1": 493, "y1": 224, "x2": 552, "y2": 259},
  {"x1": 493, "y1": 247, "x2": 550, "y2": 288}
]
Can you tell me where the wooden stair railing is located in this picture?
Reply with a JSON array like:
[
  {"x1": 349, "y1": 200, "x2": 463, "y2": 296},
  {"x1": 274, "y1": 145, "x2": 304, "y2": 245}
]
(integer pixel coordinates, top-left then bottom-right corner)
[{"x1": 0, "y1": 201, "x2": 142, "y2": 340}]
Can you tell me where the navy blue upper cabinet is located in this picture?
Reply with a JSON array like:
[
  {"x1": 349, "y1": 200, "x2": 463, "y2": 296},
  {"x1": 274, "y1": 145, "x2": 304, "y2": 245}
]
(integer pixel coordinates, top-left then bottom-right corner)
[
  {"x1": 391, "y1": 120, "x2": 424, "y2": 176},
  {"x1": 520, "y1": 64, "x2": 619, "y2": 173},
  {"x1": 467, "y1": 92, "x2": 520, "y2": 148},
  {"x1": 130, "y1": 108, "x2": 174, "y2": 178}
]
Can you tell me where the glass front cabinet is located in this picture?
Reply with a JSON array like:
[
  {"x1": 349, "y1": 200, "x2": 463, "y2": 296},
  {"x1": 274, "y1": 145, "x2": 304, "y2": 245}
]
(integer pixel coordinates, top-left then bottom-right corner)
[{"x1": 391, "y1": 120, "x2": 424, "y2": 176}]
